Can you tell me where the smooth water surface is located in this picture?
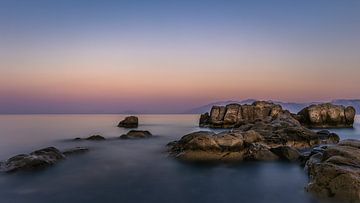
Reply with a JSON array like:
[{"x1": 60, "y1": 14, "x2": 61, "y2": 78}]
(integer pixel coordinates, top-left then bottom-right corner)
[{"x1": 0, "y1": 114, "x2": 359, "y2": 203}]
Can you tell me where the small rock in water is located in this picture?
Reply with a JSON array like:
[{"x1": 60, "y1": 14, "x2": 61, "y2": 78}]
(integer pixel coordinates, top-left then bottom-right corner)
[
  {"x1": 118, "y1": 116, "x2": 138, "y2": 128},
  {"x1": 85, "y1": 135, "x2": 106, "y2": 141},
  {"x1": 120, "y1": 130, "x2": 152, "y2": 139}
]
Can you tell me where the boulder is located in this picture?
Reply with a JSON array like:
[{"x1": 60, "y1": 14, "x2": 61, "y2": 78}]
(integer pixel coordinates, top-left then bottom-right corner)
[
  {"x1": 0, "y1": 147, "x2": 65, "y2": 172},
  {"x1": 120, "y1": 130, "x2": 152, "y2": 139},
  {"x1": 305, "y1": 139, "x2": 360, "y2": 202},
  {"x1": 118, "y1": 116, "x2": 138, "y2": 128},
  {"x1": 297, "y1": 103, "x2": 356, "y2": 128},
  {"x1": 199, "y1": 101, "x2": 298, "y2": 128},
  {"x1": 270, "y1": 146, "x2": 300, "y2": 161}
]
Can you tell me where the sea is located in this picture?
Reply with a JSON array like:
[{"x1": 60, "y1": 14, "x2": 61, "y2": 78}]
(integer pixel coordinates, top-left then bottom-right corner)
[{"x1": 0, "y1": 114, "x2": 358, "y2": 203}]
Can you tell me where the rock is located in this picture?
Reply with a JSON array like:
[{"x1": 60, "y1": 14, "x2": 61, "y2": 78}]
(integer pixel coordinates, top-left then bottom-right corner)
[
  {"x1": 118, "y1": 116, "x2": 138, "y2": 128},
  {"x1": 120, "y1": 130, "x2": 152, "y2": 139},
  {"x1": 86, "y1": 135, "x2": 106, "y2": 141},
  {"x1": 297, "y1": 103, "x2": 356, "y2": 128},
  {"x1": 305, "y1": 139, "x2": 360, "y2": 202},
  {"x1": 62, "y1": 147, "x2": 89, "y2": 156},
  {"x1": 0, "y1": 147, "x2": 65, "y2": 172},
  {"x1": 167, "y1": 124, "x2": 338, "y2": 162},
  {"x1": 199, "y1": 101, "x2": 298, "y2": 128},
  {"x1": 270, "y1": 146, "x2": 300, "y2": 161}
]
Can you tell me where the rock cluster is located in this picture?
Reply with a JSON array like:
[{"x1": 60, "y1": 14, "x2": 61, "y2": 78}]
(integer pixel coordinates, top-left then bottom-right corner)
[
  {"x1": 305, "y1": 139, "x2": 360, "y2": 202},
  {"x1": 120, "y1": 130, "x2": 152, "y2": 139},
  {"x1": 199, "y1": 101, "x2": 295, "y2": 128},
  {"x1": 297, "y1": 103, "x2": 356, "y2": 128},
  {"x1": 118, "y1": 116, "x2": 138, "y2": 128},
  {"x1": 0, "y1": 147, "x2": 88, "y2": 173},
  {"x1": 168, "y1": 122, "x2": 339, "y2": 162}
]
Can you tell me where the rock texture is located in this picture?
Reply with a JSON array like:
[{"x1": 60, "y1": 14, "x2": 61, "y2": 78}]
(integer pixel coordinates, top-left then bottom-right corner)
[
  {"x1": 297, "y1": 103, "x2": 356, "y2": 128},
  {"x1": 118, "y1": 116, "x2": 138, "y2": 128},
  {"x1": 0, "y1": 147, "x2": 89, "y2": 173},
  {"x1": 305, "y1": 139, "x2": 360, "y2": 202},
  {"x1": 0, "y1": 147, "x2": 65, "y2": 172},
  {"x1": 199, "y1": 101, "x2": 294, "y2": 128},
  {"x1": 168, "y1": 121, "x2": 339, "y2": 162},
  {"x1": 120, "y1": 130, "x2": 152, "y2": 139}
]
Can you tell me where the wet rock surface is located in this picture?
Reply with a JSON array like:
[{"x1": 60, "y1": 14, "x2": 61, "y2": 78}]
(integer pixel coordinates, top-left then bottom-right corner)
[
  {"x1": 120, "y1": 130, "x2": 152, "y2": 139},
  {"x1": 0, "y1": 147, "x2": 89, "y2": 173},
  {"x1": 0, "y1": 147, "x2": 65, "y2": 172},
  {"x1": 305, "y1": 139, "x2": 360, "y2": 202},
  {"x1": 297, "y1": 103, "x2": 356, "y2": 128},
  {"x1": 118, "y1": 116, "x2": 138, "y2": 128}
]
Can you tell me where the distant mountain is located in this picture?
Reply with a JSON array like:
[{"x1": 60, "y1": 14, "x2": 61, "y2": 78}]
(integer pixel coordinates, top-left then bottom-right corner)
[{"x1": 186, "y1": 99, "x2": 360, "y2": 114}]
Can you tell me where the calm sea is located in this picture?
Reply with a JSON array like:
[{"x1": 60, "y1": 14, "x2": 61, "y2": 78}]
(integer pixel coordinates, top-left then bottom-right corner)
[{"x1": 0, "y1": 114, "x2": 359, "y2": 203}]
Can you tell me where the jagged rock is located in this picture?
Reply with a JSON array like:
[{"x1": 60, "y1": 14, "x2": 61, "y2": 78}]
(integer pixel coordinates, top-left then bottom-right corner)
[
  {"x1": 305, "y1": 139, "x2": 360, "y2": 202},
  {"x1": 0, "y1": 147, "x2": 65, "y2": 172},
  {"x1": 120, "y1": 130, "x2": 152, "y2": 139},
  {"x1": 199, "y1": 101, "x2": 298, "y2": 128},
  {"x1": 297, "y1": 103, "x2": 356, "y2": 128},
  {"x1": 168, "y1": 124, "x2": 339, "y2": 162},
  {"x1": 62, "y1": 147, "x2": 89, "y2": 156},
  {"x1": 118, "y1": 116, "x2": 138, "y2": 128}
]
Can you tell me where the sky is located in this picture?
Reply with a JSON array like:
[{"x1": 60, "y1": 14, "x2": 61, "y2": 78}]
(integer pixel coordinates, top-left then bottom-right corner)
[{"x1": 0, "y1": 0, "x2": 359, "y2": 113}]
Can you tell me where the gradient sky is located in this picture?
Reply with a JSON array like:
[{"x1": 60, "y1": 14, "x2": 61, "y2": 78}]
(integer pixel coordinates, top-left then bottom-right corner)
[{"x1": 0, "y1": 0, "x2": 359, "y2": 113}]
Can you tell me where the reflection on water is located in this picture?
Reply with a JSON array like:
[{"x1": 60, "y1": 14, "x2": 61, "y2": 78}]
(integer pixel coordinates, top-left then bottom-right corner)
[{"x1": 0, "y1": 114, "x2": 358, "y2": 203}]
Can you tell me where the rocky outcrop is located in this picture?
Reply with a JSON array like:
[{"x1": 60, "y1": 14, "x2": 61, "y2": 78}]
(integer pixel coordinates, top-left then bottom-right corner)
[
  {"x1": 118, "y1": 116, "x2": 138, "y2": 128},
  {"x1": 120, "y1": 130, "x2": 152, "y2": 139},
  {"x1": 0, "y1": 147, "x2": 89, "y2": 173},
  {"x1": 199, "y1": 101, "x2": 297, "y2": 128},
  {"x1": 168, "y1": 121, "x2": 339, "y2": 162},
  {"x1": 297, "y1": 103, "x2": 356, "y2": 128},
  {"x1": 305, "y1": 139, "x2": 360, "y2": 202}
]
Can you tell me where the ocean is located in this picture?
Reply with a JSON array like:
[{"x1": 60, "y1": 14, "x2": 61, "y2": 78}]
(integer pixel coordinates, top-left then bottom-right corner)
[{"x1": 0, "y1": 114, "x2": 358, "y2": 203}]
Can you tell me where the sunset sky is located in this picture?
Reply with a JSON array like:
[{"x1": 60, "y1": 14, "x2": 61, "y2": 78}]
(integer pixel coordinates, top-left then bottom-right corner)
[{"x1": 0, "y1": 0, "x2": 359, "y2": 113}]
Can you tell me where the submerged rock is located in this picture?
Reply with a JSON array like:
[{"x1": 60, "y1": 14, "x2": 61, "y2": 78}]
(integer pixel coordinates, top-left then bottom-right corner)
[
  {"x1": 62, "y1": 147, "x2": 89, "y2": 156},
  {"x1": 297, "y1": 103, "x2": 356, "y2": 128},
  {"x1": 305, "y1": 139, "x2": 360, "y2": 202},
  {"x1": 118, "y1": 116, "x2": 138, "y2": 128},
  {"x1": 120, "y1": 130, "x2": 152, "y2": 139},
  {"x1": 168, "y1": 122, "x2": 339, "y2": 162},
  {"x1": 199, "y1": 101, "x2": 299, "y2": 128},
  {"x1": 0, "y1": 147, "x2": 65, "y2": 172}
]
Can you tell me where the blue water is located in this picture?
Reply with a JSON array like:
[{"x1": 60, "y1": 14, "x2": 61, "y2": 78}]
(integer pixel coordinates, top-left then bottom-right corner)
[{"x1": 0, "y1": 114, "x2": 358, "y2": 203}]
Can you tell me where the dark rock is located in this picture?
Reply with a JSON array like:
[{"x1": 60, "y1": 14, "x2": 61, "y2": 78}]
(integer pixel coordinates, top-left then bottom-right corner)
[
  {"x1": 305, "y1": 139, "x2": 360, "y2": 202},
  {"x1": 0, "y1": 147, "x2": 65, "y2": 172},
  {"x1": 85, "y1": 135, "x2": 105, "y2": 141},
  {"x1": 120, "y1": 130, "x2": 152, "y2": 139},
  {"x1": 297, "y1": 103, "x2": 356, "y2": 128},
  {"x1": 270, "y1": 146, "x2": 300, "y2": 161},
  {"x1": 118, "y1": 116, "x2": 138, "y2": 128},
  {"x1": 62, "y1": 147, "x2": 89, "y2": 156}
]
